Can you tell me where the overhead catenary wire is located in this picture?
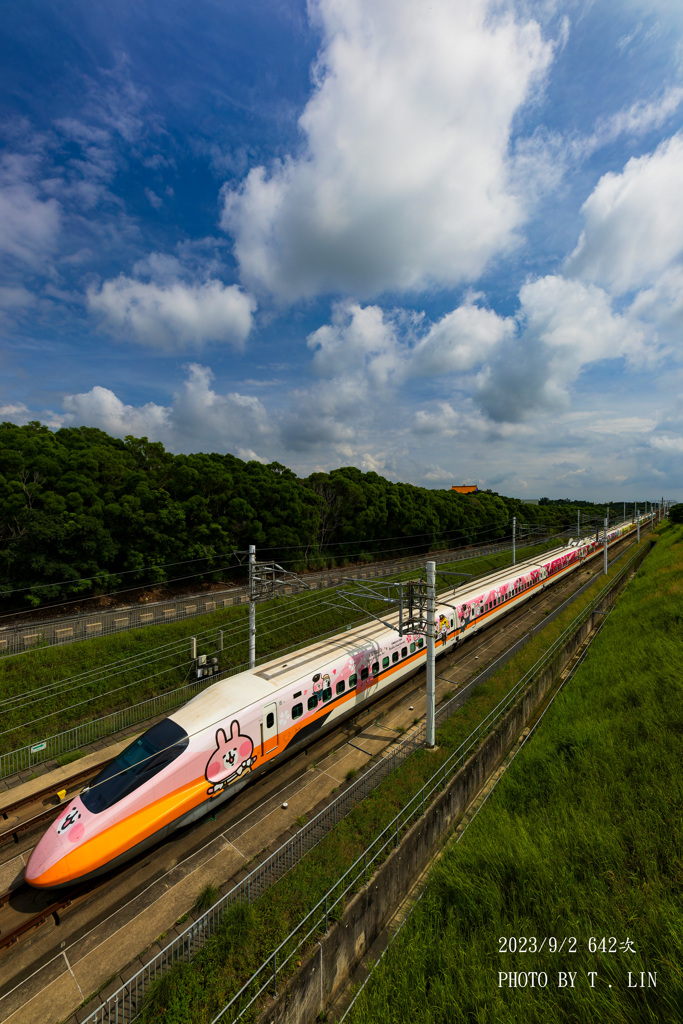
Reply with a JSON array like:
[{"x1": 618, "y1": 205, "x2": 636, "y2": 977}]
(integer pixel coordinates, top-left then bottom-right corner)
[
  {"x1": 0, "y1": 531, "x2": 597, "y2": 742},
  {"x1": 0, "y1": 533, "x2": 568, "y2": 715},
  {"x1": 0, "y1": 507, "x2": 587, "y2": 612},
  {"x1": 2, "y1": 529, "x2": 630, "y2": 757}
]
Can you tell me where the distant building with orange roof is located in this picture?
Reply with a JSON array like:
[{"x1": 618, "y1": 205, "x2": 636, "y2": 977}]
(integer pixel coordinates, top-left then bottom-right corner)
[{"x1": 450, "y1": 485, "x2": 479, "y2": 494}]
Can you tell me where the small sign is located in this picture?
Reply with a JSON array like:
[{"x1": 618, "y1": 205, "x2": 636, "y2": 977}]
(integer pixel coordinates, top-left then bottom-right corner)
[{"x1": 30, "y1": 741, "x2": 47, "y2": 754}]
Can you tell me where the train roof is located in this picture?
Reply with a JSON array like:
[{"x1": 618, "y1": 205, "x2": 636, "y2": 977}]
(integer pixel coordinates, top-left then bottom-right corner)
[
  {"x1": 170, "y1": 529, "x2": 632, "y2": 721},
  {"x1": 171, "y1": 672, "x2": 275, "y2": 733}
]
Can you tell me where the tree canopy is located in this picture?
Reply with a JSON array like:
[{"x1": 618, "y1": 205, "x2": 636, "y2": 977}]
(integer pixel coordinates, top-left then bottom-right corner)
[{"x1": 0, "y1": 421, "x2": 615, "y2": 609}]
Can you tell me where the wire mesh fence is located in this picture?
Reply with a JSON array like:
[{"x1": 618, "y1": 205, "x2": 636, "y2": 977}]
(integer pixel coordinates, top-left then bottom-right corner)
[
  {"x1": 0, "y1": 671, "x2": 205, "y2": 779},
  {"x1": 0, "y1": 538, "x2": 545, "y2": 658},
  {"x1": 0, "y1": 538, "x2": 560, "y2": 780},
  {"x1": 77, "y1": 536, "x2": 649, "y2": 1024}
]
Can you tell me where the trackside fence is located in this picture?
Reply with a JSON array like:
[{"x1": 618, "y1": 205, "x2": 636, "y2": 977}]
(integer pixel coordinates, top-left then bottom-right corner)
[
  {"x1": 79, "y1": 536, "x2": 651, "y2": 1024},
  {"x1": 0, "y1": 539, "x2": 552, "y2": 657},
  {"x1": 0, "y1": 672, "x2": 202, "y2": 780},
  {"x1": 0, "y1": 538, "x2": 562, "y2": 781}
]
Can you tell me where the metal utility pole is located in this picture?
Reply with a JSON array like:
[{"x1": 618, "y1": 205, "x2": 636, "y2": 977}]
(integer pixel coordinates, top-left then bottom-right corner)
[
  {"x1": 577, "y1": 509, "x2": 580, "y2": 539},
  {"x1": 604, "y1": 518, "x2": 608, "y2": 575},
  {"x1": 512, "y1": 517, "x2": 516, "y2": 566},
  {"x1": 245, "y1": 546, "x2": 310, "y2": 669},
  {"x1": 636, "y1": 502, "x2": 640, "y2": 543},
  {"x1": 426, "y1": 560, "x2": 436, "y2": 748},
  {"x1": 623, "y1": 501, "x2": 626, "y2": 524},
  {"x1": 249, "y1": 544, "x2": 256, "y2": 669}
]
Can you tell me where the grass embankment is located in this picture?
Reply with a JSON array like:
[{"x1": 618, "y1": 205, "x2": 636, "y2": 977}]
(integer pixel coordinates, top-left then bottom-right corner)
[
  {"x1": 132, "y1": 534, "x2": 654, "y2": 1024},
  {"x1": 0, "y1": 538, "x2": 562, "y2": 756},
  {"x1": 346, "y1": 523, "x2": 683, "y2": 1024}
]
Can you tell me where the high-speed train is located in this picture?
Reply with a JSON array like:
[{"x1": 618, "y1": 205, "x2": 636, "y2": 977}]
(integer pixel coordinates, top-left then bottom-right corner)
[{"x1": 26, "y1": 520, "x2": 638, "y2": 888}]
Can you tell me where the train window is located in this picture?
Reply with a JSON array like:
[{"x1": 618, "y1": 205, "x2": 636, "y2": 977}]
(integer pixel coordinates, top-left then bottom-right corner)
[
  {"x1": 336, "y1": 680, "x2": 345, "y2": 695},
  {"x1": 349, "y1": 673, "x2": 357, "y2": 689},
  {"x1": 372, "y1": 661, "x2": 379, "y2": 674},
  {"x1": 82, "y1": 719, "x2": 189, "y2": 814},
  {"x1": 450, "y1": 618, "x2": 453, "y2": 627},
  {"x1": 322, "y1": 686, "x2": 332, "y2": 702},
  {"x1": 308, "y1": 695, "x2": 319, "y2": 711},
  {"x1": 401, "y1": 647, "x2": 407, "y2": 658},
  {"x1": 266, "y1": 712, "x2": 275, "y2": 728},
  {"x1": 417, "y1": 638, "x2": 424, "y2": 648},
  {"x1": 361, "y1": 667, "x2": 369, "y2": 680},
  {"x1": 485, "y1": 604, "x2": 488, "y2": 611},
  {"x1": 392, "y1": 652, "x2": 399, "y2": 663},
  {"x1": 292, "y1": 703, "x2": 303, "y2": 719},
  {"x1": 410, "y1": 642, "x2": 415, "y2": 653},
  {"x1": 294, "y1": 691, "x2": 302, "y2": 699},
  {"x1": 383, "y1": 657, "x2": 390, "y2": 669}
]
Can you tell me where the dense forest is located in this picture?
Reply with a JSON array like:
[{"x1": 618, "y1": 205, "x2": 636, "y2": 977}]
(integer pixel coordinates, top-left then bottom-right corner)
[{"x1": 0, "y1": 421, "x2": 615, "y2": 609}]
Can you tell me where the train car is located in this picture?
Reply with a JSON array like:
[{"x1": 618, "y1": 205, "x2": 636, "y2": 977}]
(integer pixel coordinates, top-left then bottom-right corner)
[{"x1": 25, "y1": 521, "x2": 638, "y2": 888}]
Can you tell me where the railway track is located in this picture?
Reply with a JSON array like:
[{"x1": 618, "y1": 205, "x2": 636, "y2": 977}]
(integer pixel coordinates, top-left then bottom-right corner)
[
  {"x1": 0, "y1": 765, "x2": 107, "y2": 852},
  {"x1": 0, "y1": 533, "x2": 640, "y2": 1008}
]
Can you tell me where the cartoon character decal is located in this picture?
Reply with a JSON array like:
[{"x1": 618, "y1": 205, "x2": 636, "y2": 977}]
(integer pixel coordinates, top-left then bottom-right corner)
[
  {"x1": 312, "y1": 673, "x2": 330, "y2": 693},
  {"x1": 56, "y1": 805, "x2": 85, "y2": 844},
  {"x1": 437, "y1": 614, "x2": 449, "y2": 645},
  {"x1": 205, "y1": 720, "x2": 257, "y2": 796}
]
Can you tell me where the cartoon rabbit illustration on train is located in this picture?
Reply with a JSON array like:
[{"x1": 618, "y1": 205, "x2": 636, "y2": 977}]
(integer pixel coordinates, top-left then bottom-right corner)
[{"x1": 205, "y1": 720, "x2": 258, "y2": 796}]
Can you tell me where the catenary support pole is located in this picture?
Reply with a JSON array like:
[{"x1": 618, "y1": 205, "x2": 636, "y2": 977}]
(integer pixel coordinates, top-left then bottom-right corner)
[
  {"x1": 249, "y1": 544, "x2": 256, "y2": 669},
  {"x1": 637, "y1": 503, "x2": 640, "y2": 543},
  {"x1": 512, "y1": 517, "x2": 516, "y2": 566},
  {"x1": 604, "y1": 518, "x2": 608, "y2": 575},
  {"x1": 426, "y1": 560, "x2": 436, "y2": 748}
]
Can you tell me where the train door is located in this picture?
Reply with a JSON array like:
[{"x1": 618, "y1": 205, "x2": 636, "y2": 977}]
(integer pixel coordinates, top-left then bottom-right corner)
[{"x1": 262, "y1": 702, "x2": 278, "y2": 755}]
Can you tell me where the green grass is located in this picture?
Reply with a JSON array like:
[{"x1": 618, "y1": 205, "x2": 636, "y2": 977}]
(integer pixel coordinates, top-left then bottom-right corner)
[
  {"x1": 133, "y1": 533, "x2": 658, "y2": 1024},
  {"x1": 346, "y1": 523, "x2": 683, "y2": 1023},
  {"x1": 0, "y1": 537, "x2": 564, "y2": 757},
  {"x1": 194, "y1": 884, "x2": 220, "y2": 915}
]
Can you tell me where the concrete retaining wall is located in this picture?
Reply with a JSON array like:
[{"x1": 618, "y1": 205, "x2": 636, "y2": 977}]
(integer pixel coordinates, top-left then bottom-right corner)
[{"x1": 257, "y1": 540, "x2": 652, "y2": 1024}]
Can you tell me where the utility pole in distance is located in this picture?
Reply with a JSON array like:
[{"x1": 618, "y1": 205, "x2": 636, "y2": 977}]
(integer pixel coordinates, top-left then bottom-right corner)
[
  {"x1": 249, "y1": 544, "x2": 256, "y2": 669},
  {"x1": 604, "y1": 518, "x2": 608, "y2": 575},
  {"x1": 426, "y1": 560, "x2": 436, "y2": 748},
  {"x1": 512, "y1": 518, "x2": 516, "y2": 566}
]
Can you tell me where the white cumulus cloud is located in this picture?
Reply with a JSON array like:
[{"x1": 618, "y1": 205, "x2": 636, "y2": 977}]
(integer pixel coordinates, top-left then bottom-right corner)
[
  {"x1": 0, "y1": 154, "x2": 61, "y2": 267},
  {"x1": 307, "y1": 301, "x2": 403, "y2": 387},
  {"x1": 476, "y1": 275, "x2": 645, "y2": 422},
  {"x1": 62, "y1": 385, "x2": 171, "y2": 438},
  {"x1": 566, "y1": 133, "x2": 683, "y2": 296},
  {"x1": 221, "y1": 0, "x2": 553, "y2": 301},
  {"x1": 62, "y1": 364, "x2": 272, "y2": 458},
  {"x1": 87, "y1": 275, "x2": 257, "y2": 351},
  {"x1": 413, "y1": 300, "x2": 515, "y2": 375}
]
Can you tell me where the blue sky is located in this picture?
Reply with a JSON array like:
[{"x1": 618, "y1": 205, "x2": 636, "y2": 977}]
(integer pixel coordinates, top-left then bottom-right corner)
[{"x1": 1, "y1": 0, "x2": 683, "y2": 502}]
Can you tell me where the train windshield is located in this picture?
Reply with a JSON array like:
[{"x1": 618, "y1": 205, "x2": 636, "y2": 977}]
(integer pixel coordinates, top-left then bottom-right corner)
[{"x1": 81, "y1": 719, "x2": 189, "y2": 814}]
